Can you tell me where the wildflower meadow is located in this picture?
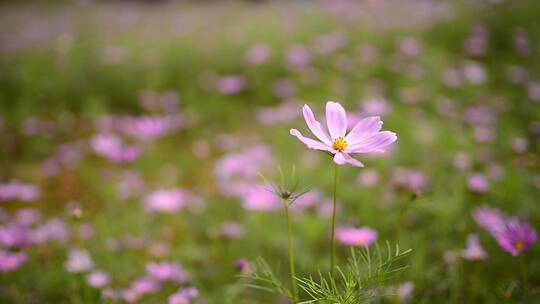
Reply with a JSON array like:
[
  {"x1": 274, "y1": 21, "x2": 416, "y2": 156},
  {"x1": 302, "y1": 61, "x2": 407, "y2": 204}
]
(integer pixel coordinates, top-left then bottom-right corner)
[{"x1": 1, "y1": 0, "x2": 540, "y2": 303}]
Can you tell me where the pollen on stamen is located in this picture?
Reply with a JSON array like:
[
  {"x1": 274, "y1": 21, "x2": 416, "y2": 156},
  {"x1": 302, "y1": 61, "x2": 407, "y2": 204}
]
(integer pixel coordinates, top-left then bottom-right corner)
[
  {"x1": 332, "y1": 137, "x2": 348, "y2": 152},
  {"x1": 514, "y1": 241, "x2": 524, "y2": 250}
]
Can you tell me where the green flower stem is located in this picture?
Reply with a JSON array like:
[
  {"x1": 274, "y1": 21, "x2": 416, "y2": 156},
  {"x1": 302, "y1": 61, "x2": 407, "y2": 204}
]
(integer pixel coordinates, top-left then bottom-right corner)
[
  {"x1": 283, "y1": 199, "x2": 299, "y2": 302},
  {"x1": 330, "y1": 163, "x2": 338, "y2": 277},
  {"x1": 520, "y1": 254, "x2": 529, "y2": 291}
]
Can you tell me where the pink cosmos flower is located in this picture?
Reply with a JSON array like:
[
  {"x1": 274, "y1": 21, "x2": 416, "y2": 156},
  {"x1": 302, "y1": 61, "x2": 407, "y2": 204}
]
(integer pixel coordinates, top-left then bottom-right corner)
[
  {"x1": 146, "y1": 262, "x2": 189, "y2": 283},
  {"x1": 216, "y1": 76, "x2": 246, "y2": 95},
  {"x1": 290, "y1": 101, "x2": 397, "y2": 167},
  {"x1": 245, "y1": 43, "x2": 271, "y2": 65},
  {"x1": 396, "y1": 281, "x2": 415, "y2": 302},
  {"x1": 0, "y1": 250, "x2": 27, "y2": 272},
  {"x1": 168, "y1": 287, "x2": 198, "y2": 304},
  {"x1": 461, "y1": 234, "x2": 487, "y2": 261},
  {"x1": 15, "y1": 208, "x2": 41, "y2": 226},
  {"x1": 473, "y1": 206, "x2": 506, "y2": 237},
  {"x1": 473, "y1": 206, "x2": 538, "y2": 256},
  {"x1": 87, "y1": 270, "x2": 110, "y2": 288},
  {"x1": 335, "y1": 226, "x2": 377, "y2": 247},
  {"x1": 65, "y1": 248, "x2": 94, "y2": 273},
  {"x1": 467, "y1": 174, "x2": 489, "y2": 193},
  {"x1": 31, "y1": 217, "x2": 69, "y2": 244},
  {"x1": 143, "y1": 189, "x2": 192, "y2": 213},
  {"x1": 240, "y1": 184, "x2": 279, "y2": 212},
  {"x1": 0, "y1": 181, "x2": 40, "y2": 202},
  {"x1": 496, "y1": 220, "x2": 537, "y2": 256}
]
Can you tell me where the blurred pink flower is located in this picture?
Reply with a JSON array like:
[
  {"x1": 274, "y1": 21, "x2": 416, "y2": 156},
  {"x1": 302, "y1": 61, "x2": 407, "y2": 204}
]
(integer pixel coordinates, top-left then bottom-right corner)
[
  {"x1": 513, "y1": 27, "x2": 531, "y2": 56},
  {"x1": 473, "y1": 126, "x2": 495, "y2": 143},
  {"x1": 399, "y1": 37, "x2": 422, "y2": 57},
  {"x1": 272, "y1": 79, "x2": 296, "y2": 99},
  {"x1": 361, "y1": 97, "x2": 391, "y2": 116},
  {"x1": 87, "y1": 270, "x2": 110, "y2": 288},
  {"x1": 90, "y1": 134, "x2": 140, "y2": 164},
  {"x1": 257, "y1": 102, "x2": 299, "y2": 126},
  {"x1": 335, "y1": 226, "x2": 377, "y2": 247},
  {"x1": 473, "y1": 206, "x2": 537, "y2": 256},
  {"x1": 290, "y1": 190, "x2": 322, "y2": 212},
  {"x1": 467, "y1": 174, "x2": 489, "y2": 193},
  {"x1": 473, "y1": 206, "x2": 506, "y2": 237},
  {"x1": 462, "y1": 61, "x2": 486, "y2": 85},
  {"x1": 461, "y1": 234, "x2": 487, "y2": 261},
  {"x1": 235, "y1": 258, "x2": 251, "y2": 275},
  {"x1": 146, "y1": 262, "x2": 189, "y2": 283},
  {"x1": 216, "y1": 76, "x2": 246, "y2": 95},
  {"x1": 220, "y1": 222, "x2": 245, "y2": 239},
  {"x1": 0, "y1": 224, "x2": 31, "y2": 248},
  {"x1": 32, "y1": 217, "x2": 69, "y2": 244},
  {"x1": 245, "y1": 43, "x2": 271, "y2": 65},
  {"x1": 290, "y1": 101, "x2": 397, "y2": 167},
  {"x1": 65, "y1": 248, "x2": 94, "y2": 273},
  {"x1": 168, "y1": 287, "x2": 198, "y2": 304},
  {"x1": 214, "y1": 145, "x2": 272, "y2": 197},
  {"x1": 286, "y1": 45, "x2": 311, "y2": 68},
  {"x1": 317, "y1": 199, "x2": 341, "y2": 219},
  {"x1": 143, "y1": 189, "x2": 192, "y2": 213},
  {"x1": 356, "y1": 169, "x2": 379, "y2": 187},
  {"x1": 528, "y1": 82, "x2": 540, "y2": 102},
  {"x1": 453, "y1": 153, "x2": 470, "y2": 171},
  {"x1": 15, "y1": 208, "x2": 41, "y2": 226},
  {"x1": 496, "y1": 219, "x2": 537, "y2": 256},
  {"x1": 0, "y1": 250, "x2": 26, "y2": 272},
  {"x1": 396, "y1": 281, "x2": 415, "y2": 302},
  {"x1": 314, "y1": 31, "x2": 347, "y2": 54},
  {"x1": 392, "y1": 168, "x2": 429, "y2": 192},
  {"x1": 118, "y1": 115, "x2": 183, "y2": 141},
  {"x1": 123, "y1": 277, "x2": 161, "y2": 302},
  {"x1": 465, "y1": 25, "x2": 488, "y2": 56},
  {"x1": 240, "y1": 185, "x2": 279, "y2": 212},
  {"x1": 510, "y1": 137, "x2": 528, "y2": 153},
  {"x1": 0, "y1": 181, "x2": 40, "y2": 202}
]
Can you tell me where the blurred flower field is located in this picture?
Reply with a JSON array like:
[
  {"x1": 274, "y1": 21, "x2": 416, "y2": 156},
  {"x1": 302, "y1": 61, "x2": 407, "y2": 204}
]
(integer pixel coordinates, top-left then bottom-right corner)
[{"x1": 1, "y1": 0, "x2": 540, "y2": 303}]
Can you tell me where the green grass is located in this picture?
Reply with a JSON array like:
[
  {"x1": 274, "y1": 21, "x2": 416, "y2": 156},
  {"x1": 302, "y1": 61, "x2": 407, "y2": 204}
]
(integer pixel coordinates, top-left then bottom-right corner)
[{"x1": 0, "y1": 1, "x2": 540, "y2": 303}]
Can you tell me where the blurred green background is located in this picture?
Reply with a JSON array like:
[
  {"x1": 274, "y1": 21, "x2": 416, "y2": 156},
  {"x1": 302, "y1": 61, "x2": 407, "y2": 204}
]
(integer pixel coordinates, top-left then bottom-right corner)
[{"x1": 1, "y1": 0, "x2": 540, "y2": 303}]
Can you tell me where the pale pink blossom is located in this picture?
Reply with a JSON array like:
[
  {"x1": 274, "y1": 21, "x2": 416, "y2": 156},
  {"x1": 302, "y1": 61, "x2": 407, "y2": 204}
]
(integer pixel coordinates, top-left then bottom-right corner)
[
  {"x1": 461, "y1": 234, "x2": 487, "y2": 261},
  {"x1": 335, "y1": 226, "x2": 377, "y2": 247},
  {"x1": 290, "y1": 101, "x2": 397, "y2": 167},
  {"x1": 65, "y1": 248, "x2": 94, "y2": 273},
  {"x1": 143, "y1": 189, "x2": 192, "y2": 213},
  {"x1": 87, "y1": 271, "x2": 110, "y2": 288}
]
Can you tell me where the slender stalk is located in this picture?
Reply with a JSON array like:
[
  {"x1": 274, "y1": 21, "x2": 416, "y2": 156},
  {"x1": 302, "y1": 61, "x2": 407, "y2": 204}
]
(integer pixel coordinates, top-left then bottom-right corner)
[
  {"x1": 283, "y1": 200, "x2": 299, "y2": 302},
  {"x1": 520, "y1": 254, "x2": 529, "y2": 291},
  {"x1": 330, "y1": 163, "x2": 338, "y2": 277}
]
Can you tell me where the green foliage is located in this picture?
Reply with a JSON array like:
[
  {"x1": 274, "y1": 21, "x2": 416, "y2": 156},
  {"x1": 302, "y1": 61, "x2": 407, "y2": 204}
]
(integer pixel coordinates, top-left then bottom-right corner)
[{"x1": 248, "y1": 243, "x2": 412, "y2": 304}]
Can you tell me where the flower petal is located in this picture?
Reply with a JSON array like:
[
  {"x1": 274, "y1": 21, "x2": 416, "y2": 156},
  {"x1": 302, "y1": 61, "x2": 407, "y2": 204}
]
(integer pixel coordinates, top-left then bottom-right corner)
[
  {"x1": 345, "y1": 116, "x2": 383, "y2": 144},
  {"x1": 326, "y1": 101, "x2": 347, "y2": 140},
  {"x1": 333, "y1": 152, "x2": 347, "y2": 165},
  {"x1": 302, "y1": 105, "x2": 332, "y2": 145},
  {"x1": 290, "y1": 129, "x2": 334, "y2": 152},
  {"x1": 342, "y1": 153, "x2": 364, "y2": 167},
  {"x1": 333, "y1": 152, "x2": 364, "y2": 167},
  {"x1": 347, "y1": 131, "x2": 397, "y2": 153}
]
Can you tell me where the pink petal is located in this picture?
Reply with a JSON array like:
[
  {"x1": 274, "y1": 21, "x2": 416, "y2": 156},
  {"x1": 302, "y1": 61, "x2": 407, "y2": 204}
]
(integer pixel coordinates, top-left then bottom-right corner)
[
  {"x1": 326, "y1": 101, "x2": 347, "y2": 140},
  {"x1": 345, "y1": 116, "x2": 383, "y2": 144},
  {"x1": 302, "y1": 105, "x2": 332, "y2": 145},
  {"x1": 333, "y1": 152, "x2": 347, "y2": 165},
  {"x1": 290, "y1": 129, "x2": 333, "y2": 152},
  {"x1": 342, "y1": 153, "x2": 364, "y2": 167},
  {"x1": 347, "y1": 131, "x2": 397, "y2": 153}
]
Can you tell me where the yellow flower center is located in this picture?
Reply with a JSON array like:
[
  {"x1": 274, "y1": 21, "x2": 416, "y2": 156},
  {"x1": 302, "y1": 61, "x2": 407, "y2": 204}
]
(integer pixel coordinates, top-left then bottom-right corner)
[
  {"x1": 514, "y1": 241, "x2": 524, "y2": 250},
  {"x1": 332, "y1": 137, "x2": 348, "y2": 152}
]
